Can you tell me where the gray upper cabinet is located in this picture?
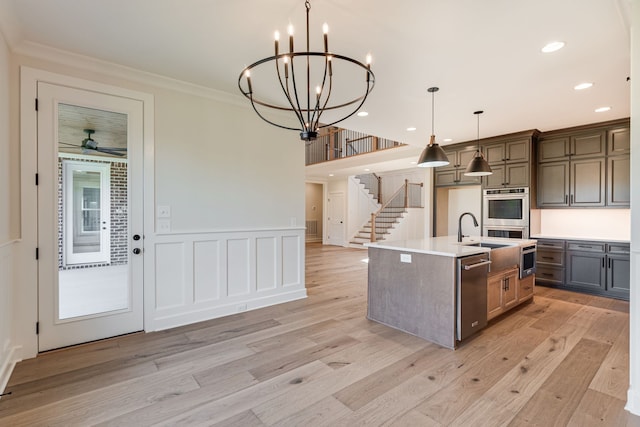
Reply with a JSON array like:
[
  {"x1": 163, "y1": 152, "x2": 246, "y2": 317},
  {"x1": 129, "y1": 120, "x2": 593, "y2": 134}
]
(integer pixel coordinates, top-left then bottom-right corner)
[
  {"x1": 607, "y1": 127, "x2": 630, "y2": 155},
  {"x1": 538, "y1": 137, "x2": 569, "y2": 162},
  {"x1": 481, "y1": 135, "x2": 534, "y2": 189},
  {"x1": 536, "y1": 119, "x2": 630, "y2": 208},
  {"x1": 570, "y1": 158, "x2": 606, "y2": 207},
  {"x1": 570, "y1": 131, "x2": 606, "y2": 158},
  {"x1": 607, "y1": 155, "x2": 630, "y2": 206},
  {"x1": 435, "y1": 145, "x2": 481, "y2": 186},
  {"x1": 537, "y1": 162, "x2": 570, "y2": 206}
]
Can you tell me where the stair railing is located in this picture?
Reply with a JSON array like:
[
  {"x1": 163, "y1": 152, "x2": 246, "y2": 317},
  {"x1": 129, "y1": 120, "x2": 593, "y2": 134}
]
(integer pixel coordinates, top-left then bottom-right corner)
[
  {"x1": 356, "y1": 173, "x2": 382, "y2": 203},
  {"x1": 370, "y1": 180, "x2": 423, "y2": 242}
]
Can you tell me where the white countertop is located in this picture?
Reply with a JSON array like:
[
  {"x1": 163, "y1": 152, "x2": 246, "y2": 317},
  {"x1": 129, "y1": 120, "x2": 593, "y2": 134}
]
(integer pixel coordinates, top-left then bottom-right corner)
[
  {"x1": 365, "y1": 236, "x2": 536, "y2": 258},
  {"x1": 531, "y1": 234, "x2": 630, "y2": 244}
]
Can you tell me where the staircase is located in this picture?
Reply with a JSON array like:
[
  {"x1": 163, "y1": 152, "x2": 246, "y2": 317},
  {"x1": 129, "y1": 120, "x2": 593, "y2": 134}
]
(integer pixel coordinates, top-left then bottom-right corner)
[{"x1": 350, "y1": 206, "x2": 406, "y2": 245}]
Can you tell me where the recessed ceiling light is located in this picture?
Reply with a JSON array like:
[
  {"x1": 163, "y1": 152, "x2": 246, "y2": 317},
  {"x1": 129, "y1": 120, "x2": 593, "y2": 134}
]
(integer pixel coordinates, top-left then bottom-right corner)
[
  {"x1": 410, "y1": 161, "x2": 417, "y2": 164},
  {"x1": 443, "y1": 138, "x2": 453, "y2": 142},
  {"x1": 406, "y1": 127, "x2": 417, "y2": 131},
  {"x1": 364, "y1": 168, "x2": 370, "y2": 171},
  {"x1": 595, "y1": 106, "x2": 611, "y2": 113},
  {"x1": 541, "y1": 41, "x2": 565, "y2": 53},
  {"x1": 357, "y1": 111, "x2": 369, "y2": 117},
  {"x1": 574, "y1": 82, "x2": 593, "y2": 90},
  {"x1": 329, "y1": 173, "x2": 334, "y2": 177}
]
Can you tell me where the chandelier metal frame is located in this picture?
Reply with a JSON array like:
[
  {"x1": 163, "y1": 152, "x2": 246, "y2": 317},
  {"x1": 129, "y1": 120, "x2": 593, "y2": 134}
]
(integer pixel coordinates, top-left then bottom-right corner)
[{"x1": 238, "y1": 0, "x2": 375, "y2": 141}]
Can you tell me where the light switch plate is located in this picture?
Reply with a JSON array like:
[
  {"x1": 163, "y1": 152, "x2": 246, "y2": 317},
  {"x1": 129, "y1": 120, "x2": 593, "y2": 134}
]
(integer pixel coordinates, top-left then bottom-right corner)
[
  {"x1": 157, "y1": 205, "x2": 171, "y2": 218},
  {"x1": 400, "y1": 253, "x2": 412, "y2": 263}
]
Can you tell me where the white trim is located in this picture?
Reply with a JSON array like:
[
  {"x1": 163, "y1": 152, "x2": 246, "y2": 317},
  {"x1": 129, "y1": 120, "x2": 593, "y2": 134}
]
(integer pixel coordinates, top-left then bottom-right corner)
[
  {"x1": 0, "y1": 345, "x2": 20, "y2": 400},
  {"x1": 58, "y1": 152, "x2": 128, "y2": 164},
  {"x1": 0, "y1": 239, "x2": 19, "y2": 249},
  {"x1": 16, "y1": 41, "x2": 246, "y2": 107}
]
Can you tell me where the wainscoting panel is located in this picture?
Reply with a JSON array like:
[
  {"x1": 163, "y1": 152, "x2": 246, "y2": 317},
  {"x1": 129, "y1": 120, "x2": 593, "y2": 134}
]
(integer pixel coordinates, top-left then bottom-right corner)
[
  {"x1": 193, "y1": 240, "x2": 221, "y2": 303},
  {"x1": 227, "y1": 238, "x2": 251, "y2": 297},
  {"x1": 149, "y1": 228, "x2": 306, "y2": 331},
  {"x1": 154, "y1": 242, "x2": 186, "y2": 310},
  {"x1": 283, "y1": 234, "x2": 302, "y2": 286},
  {"x1": 256, "y1": 237, "x2": 277, "y2": 291}
]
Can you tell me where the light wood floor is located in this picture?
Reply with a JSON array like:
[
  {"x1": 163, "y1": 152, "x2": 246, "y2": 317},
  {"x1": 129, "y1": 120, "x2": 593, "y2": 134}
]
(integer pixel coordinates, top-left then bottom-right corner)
[{"x1": 2, "y1": 243, "x2": 639, "y2": 426}]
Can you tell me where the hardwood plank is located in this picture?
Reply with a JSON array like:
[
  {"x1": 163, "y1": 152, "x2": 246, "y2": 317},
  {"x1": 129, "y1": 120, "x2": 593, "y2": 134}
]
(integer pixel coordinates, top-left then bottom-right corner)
[
  {"x1": 97, "y1": 371, "x2": 258, "y2": 426},
  {"x1": 388, "y1": 409, "x2": 442, "y2": 427},
  {"x1": 590, "y1": 321, "x2": 630, "y2": 400},
  {"x1": 509, "y1": 338, "x2": 612, "y2": 426},
  {"x1": 248, "y1": 335, "x2": 360, "y2": 382},
  {"x1": 449, "y1": 321, "x2": 592, "y2": 426},
  {"x1": 155, "y1": 361, "x2": 335, "y2": 426},
  {"x1": 414, "y1": 326, "x2": 549, "y2": 425},
  {"x1": 267, "y1": 395, "x2": 353, "y2": 427},
  {"x1": 567, "y1": 389, "x2": 630, "y2": 427},
  {"x1": 212, "y1": 410, "x2": 265, "y2": 427},
  {"x1": 2, "y1": 371, "x2": 200, "y2": 426}
]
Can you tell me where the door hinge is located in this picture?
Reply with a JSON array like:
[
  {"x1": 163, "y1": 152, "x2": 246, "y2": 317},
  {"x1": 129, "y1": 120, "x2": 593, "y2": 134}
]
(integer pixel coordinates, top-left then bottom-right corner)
[
  {"x1": 36, "y1": 322, "x2": 39, "y2": 335},
  {"x1": 35, "y1": 98, "x2": 38, "y2": 111},
  {"x1": 35, "y1": 247, "x2": 39, "y2": 260},
  {"x1": 35, "y1": 173, "x2": 39, "y2": 185}
]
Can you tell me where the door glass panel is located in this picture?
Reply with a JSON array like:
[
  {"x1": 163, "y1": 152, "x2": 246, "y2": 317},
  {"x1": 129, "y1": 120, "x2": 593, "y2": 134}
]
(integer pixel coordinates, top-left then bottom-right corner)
[{"x1": 57, "y1": 104, "x2": 130, "y2": 320}]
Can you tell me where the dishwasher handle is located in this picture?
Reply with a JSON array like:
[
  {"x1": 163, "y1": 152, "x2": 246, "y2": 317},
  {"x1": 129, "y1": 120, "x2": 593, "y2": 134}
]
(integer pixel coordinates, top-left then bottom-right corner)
[{"x1": 463, "y1": 260, "x2": 492, "y2": 270}]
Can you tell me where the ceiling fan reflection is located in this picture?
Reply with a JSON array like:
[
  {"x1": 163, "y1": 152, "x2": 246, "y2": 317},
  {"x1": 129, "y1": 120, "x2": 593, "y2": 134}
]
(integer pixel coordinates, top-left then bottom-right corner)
[{"x1": 59, "y1": 129, "x2": 127, "y2": 157}]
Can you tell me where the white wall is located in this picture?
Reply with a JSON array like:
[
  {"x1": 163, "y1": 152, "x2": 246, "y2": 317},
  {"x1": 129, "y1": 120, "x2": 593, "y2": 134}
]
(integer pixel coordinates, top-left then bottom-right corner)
[
  {"x1": 534, "y1": 209, "x2": 630, "y2": 241},
  {"x1": 626, "y1": 0, "x2": 639, "y2": 415},
  {"x1": 0, "y1": 29, "x2": 18, "y2": 397},
  {"x1": 447, "y1": 186, "x2": 482, "y2": 237},
  {"x1": 8, "y1": 47, "x2": 307, "y2": 363}
]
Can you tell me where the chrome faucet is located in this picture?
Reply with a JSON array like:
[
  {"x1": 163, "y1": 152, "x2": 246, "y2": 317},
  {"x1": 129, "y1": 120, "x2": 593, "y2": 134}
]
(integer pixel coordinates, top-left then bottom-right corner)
[{"x1": 458, "y1": 212, "x2": 479, "y2": 242}]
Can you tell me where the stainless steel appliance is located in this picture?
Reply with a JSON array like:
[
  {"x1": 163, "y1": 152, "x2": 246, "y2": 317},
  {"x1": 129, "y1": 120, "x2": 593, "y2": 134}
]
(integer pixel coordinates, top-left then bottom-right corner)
[
  {"x1": 457, "y1": 254, "x2": 491, "y2": 341},
  {"x1": 483, "y1": 187, "x2": 530, "y2": 238},
  {"x1": 520, "y1": 243, "x2": 537, "y2": 278}
]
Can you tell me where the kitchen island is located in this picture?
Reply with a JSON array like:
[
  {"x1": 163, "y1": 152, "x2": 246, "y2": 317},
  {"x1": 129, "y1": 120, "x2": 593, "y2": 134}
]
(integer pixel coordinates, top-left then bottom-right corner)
[{"x1": 365, "y1": 236, "x2": 536, "y2": 349}]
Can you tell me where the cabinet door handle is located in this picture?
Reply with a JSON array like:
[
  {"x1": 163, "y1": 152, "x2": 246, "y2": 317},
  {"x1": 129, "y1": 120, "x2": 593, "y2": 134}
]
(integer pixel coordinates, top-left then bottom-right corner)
[
  {"x1": 602, "y1": 258, "x2": 605, "y2": 268},
  {"x1": 570, "y1": 194, "x2": 574, "y2": 204},
  {"x1": 565, "y1": 195, "x2": 568, "y2": 204},
  {"x1": 608, "y1": 258, "x2": 611, "y2": 269},
  {"x1": 542, "y1": 256, "x2": 554, "y2": 260}
]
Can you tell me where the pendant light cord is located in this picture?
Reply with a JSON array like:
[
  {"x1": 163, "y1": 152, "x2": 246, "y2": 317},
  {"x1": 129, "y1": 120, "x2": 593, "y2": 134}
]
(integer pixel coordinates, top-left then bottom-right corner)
[{"x1": 431, "y1": 90, "x2": 435, "y2": 136}]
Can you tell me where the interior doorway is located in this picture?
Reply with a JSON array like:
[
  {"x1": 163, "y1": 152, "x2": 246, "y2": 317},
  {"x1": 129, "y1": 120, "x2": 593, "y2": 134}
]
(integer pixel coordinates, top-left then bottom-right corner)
[{"x1": 305, "y1": 183, "x2": 324, "y2": 243}]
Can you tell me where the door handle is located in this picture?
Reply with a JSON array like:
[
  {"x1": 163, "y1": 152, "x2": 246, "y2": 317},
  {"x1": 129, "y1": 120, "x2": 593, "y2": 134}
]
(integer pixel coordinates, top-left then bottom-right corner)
[
  {"x1": 463, "y1": 260, "x2": 492, "y2": 270},
  {"x1": 133, "y1": 234, "x2": 141, "y2": 241},
  {"x1": 132, "y1": 248, "x2": 141, "y2": 255}
]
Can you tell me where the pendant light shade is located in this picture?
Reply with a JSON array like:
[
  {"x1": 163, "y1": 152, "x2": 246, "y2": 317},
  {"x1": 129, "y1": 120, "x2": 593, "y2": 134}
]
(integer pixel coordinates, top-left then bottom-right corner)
[
  {"x1": 464, "y1": 110, "x2": 492, "y2": 176},
  {"x1": 417, "y1": 87, "x2": 449, "y2": 168}
]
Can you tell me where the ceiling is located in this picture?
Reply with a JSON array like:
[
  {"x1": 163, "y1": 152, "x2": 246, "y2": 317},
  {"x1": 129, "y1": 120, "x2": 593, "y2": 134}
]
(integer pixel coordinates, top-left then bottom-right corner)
[{"x1": 0, "y1": 0, "x2": 631, "y2": 177}]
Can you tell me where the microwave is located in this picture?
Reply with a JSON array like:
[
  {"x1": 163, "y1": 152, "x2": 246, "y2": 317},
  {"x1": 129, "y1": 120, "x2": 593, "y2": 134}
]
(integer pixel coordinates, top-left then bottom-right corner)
[{"x1": 482, "y1": 187, "x2": 529, "y2": 229}]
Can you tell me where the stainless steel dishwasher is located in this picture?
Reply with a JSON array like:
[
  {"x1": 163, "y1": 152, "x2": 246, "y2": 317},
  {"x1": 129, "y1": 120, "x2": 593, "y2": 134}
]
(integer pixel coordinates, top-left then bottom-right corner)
[{"x1": 457, "y1": 254, "x2": 491, "y2": 341}]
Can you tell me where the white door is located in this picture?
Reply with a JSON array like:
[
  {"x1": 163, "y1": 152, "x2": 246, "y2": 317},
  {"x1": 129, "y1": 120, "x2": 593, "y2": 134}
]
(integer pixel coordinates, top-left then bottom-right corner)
[
  {"x1": 327, "y1": 192, "x2": 345, "y2": 246},
  {"x1": 37, "y1": 82, "x2": 144, "y2": 351}
]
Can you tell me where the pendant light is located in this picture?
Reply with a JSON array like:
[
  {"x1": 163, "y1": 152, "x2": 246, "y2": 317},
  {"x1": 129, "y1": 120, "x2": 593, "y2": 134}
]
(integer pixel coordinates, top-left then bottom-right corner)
[
  {"x1": 464, "y1": 110, "x2": 492, "y2": 176},
  {"x1": 417, "y1": 87, "x2": 449, "y2": 168}
]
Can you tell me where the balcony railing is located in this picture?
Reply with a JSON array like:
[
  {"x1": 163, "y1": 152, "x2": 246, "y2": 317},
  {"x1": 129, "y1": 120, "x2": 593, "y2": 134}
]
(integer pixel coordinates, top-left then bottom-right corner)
[{"x1": 305, "y1": 127, "x2": 405, "y2": 165}]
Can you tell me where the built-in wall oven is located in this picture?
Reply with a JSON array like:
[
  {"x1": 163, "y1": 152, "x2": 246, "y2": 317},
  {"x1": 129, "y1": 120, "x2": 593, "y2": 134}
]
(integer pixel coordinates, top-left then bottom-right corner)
[{"x1": 482, "y1": 187, "x2": 529, "y2": 239}]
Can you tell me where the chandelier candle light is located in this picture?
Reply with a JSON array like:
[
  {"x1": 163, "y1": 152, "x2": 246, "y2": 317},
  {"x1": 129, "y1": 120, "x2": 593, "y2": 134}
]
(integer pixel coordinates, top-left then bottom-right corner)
[{"x1": 238, "y1": 0, "x2": 375, "y2": 141}]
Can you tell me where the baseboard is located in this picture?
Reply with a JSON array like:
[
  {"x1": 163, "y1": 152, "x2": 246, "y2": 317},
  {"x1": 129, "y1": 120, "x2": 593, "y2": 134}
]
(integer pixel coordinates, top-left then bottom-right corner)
[
  {"x1": 151, "y1": 288, "x2": 308, "y2": 331},
  {"x1": 626, "y1": 388, "x2": 640, "y2": 416},
  {"x1": 0, "y1": 346, "x2": 20, "y2": 399}
]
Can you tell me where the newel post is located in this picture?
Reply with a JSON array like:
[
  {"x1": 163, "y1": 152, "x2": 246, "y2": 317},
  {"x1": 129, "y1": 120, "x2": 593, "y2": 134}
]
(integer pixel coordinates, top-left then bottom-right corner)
[
  {"x1": 370, "y1": 213, "x2": 376, "y2": 242},
  {"x1": 404, "y1": 179, "x2": 409, "y2": 209}
]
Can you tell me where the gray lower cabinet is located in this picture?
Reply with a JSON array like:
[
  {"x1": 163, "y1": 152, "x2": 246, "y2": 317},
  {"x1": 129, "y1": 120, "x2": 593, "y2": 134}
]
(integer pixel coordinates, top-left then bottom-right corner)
[{"x1": 536, "y1": 238, "x2": 629, "y2": 300}]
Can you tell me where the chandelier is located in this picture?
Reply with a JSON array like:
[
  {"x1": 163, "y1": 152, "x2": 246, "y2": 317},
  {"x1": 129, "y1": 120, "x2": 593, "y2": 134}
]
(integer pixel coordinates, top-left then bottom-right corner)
[{"x1": 238, "y1": 0, "x2": 375, "y2": 141}]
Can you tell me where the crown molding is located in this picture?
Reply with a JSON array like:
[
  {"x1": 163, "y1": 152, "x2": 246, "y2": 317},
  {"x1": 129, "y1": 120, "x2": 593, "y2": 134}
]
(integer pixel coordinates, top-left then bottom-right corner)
[{"x1": 13, "y1": 40, "x2": 247, "y2": 108}]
